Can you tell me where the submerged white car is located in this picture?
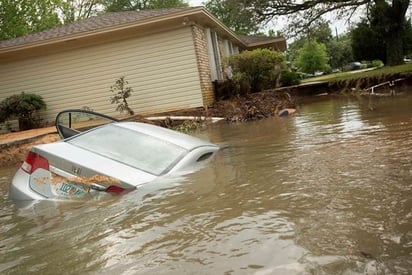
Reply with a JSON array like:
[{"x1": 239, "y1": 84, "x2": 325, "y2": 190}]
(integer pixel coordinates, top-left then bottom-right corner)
[{"x1": 10, "y1": 110, "x2": 219, "y2": 200}]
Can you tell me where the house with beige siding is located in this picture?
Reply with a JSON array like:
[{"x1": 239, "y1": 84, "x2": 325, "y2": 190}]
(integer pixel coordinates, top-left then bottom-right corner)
[{"x1": 0, "y1": 7, "x2": 286, "y2": 131}]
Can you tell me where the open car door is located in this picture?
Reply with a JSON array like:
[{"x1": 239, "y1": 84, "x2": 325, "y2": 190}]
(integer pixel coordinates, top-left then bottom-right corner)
[{"x1": 55, "y1": 109, "x2": 119, "y2": 139}]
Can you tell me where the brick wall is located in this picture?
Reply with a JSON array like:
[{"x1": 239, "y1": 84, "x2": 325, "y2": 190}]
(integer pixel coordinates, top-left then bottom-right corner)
[{"x1": 191, "y1": 24, "x2": 215, "y2": 106}]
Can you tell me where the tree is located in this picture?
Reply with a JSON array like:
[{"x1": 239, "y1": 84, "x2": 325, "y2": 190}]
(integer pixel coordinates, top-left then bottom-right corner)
[
  {"x1": 327, "y1": 34, "x2": 353, "y2": 69},
  {"x1": 287, "y1": 19, "x2": 333, "y2": 64},
  {"x1": 103, "y1": 0, "x2": 188, "y2": 12},
  {"x1": 405, "y1": 19, "x2": 412, "y2": 58},
  {"x1": 351, "y1": 20, "x2": 386, "y2": 63},
  {"x1": 351, "y1": 5, "x2": 412, "y2": 64},
  {"x1": 0, "y1": 0, "x2": 61, "y2": 40},
  {"x1": 0, "y1": 0, "x2": 106, "y2": 39},
  {"x1": 214, "y1": 0, "x2": 410, "y2": 66},
  {"x1": 295, "y1": 40, "x2": 330, "y2": 74},
  {"x1": 58, "y1": 0, "x2": 105, "y2": 23},
  {"x1": 0, "y1": 0, "x2": 189, "y2": 40},
  {"x1": 205, "y1": 0, "x2": 260, "y2": 35},
  {"x1": 368, "y1": 0, "x2": 410, "y2": 65},
  {"x1": 306, "y1": 19, "x2": 333, "y2": 45},
  {"x1": 288, "y1": 20, "x2": 352, "y2": 70}
]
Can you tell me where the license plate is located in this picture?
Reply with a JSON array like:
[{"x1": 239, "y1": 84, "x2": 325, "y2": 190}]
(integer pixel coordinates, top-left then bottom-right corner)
[{"x1": 53, "y1": 182, "x2": 90, "y2": 197}]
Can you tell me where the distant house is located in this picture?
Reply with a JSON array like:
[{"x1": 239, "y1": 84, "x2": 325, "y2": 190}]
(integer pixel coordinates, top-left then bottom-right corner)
[{"x1": 0, "y1": 7, "x2": 286, "y2": 128}]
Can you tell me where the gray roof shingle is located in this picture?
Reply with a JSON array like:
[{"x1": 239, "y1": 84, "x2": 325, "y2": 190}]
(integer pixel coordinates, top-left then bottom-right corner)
[
  {"x1": 0, "y1": 7, "x2": 194, "y2": 48},
  {"x1": 1, "y1": 7, "x2": 286, "y2": 52}
]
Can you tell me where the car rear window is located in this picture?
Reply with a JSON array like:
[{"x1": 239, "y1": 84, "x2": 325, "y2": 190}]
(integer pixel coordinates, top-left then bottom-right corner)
[{"x1": 67, "y1": 124, "x2": 187, "y2": 175}]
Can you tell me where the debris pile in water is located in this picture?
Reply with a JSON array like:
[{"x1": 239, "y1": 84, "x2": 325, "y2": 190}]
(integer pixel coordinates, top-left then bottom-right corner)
[{"x1": 163, "y1": 90, "x2": 297, "y2": 122}]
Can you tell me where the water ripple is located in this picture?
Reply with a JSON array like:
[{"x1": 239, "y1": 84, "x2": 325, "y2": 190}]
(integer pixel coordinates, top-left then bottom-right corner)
[{"x1": 1, "y1": 93, "x2": 412, "y2": 274}]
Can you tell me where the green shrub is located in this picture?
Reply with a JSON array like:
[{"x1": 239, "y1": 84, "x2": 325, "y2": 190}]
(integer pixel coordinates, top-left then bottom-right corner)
[
  {"x1": 360, "y1": 63, "x2": 368, "y2": 69},
  {"x1": 0, "y1": 103, "x2": 7, "y2": 124},
  {"x1": 280, "y1": 70, "x2": 301, "y2": 86},
  {"x1": 363, "y1": 59, "x2": 384, "y2": 68},
  {"x1": 0, "y1": 92, "x2": 46, "y2": 130},
  {"x1": 371, "y1": 59, "x2": 384, "y2": 67},
  {"x1": 228, "y1": 49, "x2": 284, "y2": 93}
]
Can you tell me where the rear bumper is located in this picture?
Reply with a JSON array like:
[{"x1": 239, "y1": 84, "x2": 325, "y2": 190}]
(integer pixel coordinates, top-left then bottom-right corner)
[{"x1": 9, "y1": 169, "x2": 46, "y2": 200}]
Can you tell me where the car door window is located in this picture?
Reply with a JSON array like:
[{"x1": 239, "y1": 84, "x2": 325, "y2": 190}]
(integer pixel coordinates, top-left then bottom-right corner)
[{"x1": 56, "y1": 109, "x2": 119, "y2": 139}]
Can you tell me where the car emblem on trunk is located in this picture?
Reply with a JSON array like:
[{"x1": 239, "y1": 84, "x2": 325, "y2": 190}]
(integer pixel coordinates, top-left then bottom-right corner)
[{"x1": 72, "y1": 166, "x2": 82, "y2": 175}]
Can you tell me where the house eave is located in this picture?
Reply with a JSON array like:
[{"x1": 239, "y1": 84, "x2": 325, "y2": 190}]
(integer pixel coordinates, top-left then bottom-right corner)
[
  {"x1": 192, "y1": 8, "x2": 247, "y2": 48},
  {"x1": 246, "y1": 39, "x2": 287, "y2": 52}
]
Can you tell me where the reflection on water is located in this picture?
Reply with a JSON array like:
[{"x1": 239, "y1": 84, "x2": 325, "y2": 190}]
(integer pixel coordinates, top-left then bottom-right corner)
[{"x1": 0, "y1": 88, "x2": 411, "y2": 274}]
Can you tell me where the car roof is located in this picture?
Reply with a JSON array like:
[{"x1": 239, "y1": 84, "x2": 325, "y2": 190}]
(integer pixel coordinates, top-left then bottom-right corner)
[{"x1": 112, "y1": 122, "x2": 217, "y2": 150}]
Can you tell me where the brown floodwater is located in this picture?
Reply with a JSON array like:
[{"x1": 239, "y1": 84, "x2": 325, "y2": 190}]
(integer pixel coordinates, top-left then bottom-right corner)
[{"x1": 0, "y1": 87, "x2": 411, "y2": 274}]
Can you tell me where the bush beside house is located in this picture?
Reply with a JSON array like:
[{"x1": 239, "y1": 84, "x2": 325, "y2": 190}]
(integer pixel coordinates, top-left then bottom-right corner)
[
  {"x1": 0, "y1": 92, "x2": 46, "y2": 131},
  {"x1": 228, "y1": 49, "x2": 285, "y2": 93}
]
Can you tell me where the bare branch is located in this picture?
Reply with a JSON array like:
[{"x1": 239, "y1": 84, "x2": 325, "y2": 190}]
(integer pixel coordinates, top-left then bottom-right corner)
[{"x1": 253, "y1": 0, "x2": 372, "y2": 21}]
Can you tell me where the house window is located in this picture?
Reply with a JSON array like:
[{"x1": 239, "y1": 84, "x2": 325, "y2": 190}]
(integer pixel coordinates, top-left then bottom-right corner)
[
  {"x1": 233, "y1": 45, "x2": 239, "y2": 54},
  {"x1": 205, "y1": 28, "x2": 223, "y2": 81},
  {"x1": 223, "y1": 39, "x2": 233, "y2": 56}
]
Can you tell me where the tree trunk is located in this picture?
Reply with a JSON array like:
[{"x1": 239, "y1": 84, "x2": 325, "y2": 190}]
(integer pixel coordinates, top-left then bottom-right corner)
[
  {"x1": 386, "y1": 30, "x2": 404, "y2": 66},
  {"x1": 384, "y1": 0, "x2": 410, "y2": 65}
]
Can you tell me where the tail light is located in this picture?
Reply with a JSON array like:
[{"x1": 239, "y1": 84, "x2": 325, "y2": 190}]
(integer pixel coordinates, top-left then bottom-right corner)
[
  {"x1": 91, "y1": 183, "x2": 126, "y2": 194},
  {"x1": 105, "y1": 185, "x2": 125, "y2": 194},
  {"x1": 21, "y1": 151, "x2": 50, "y2": 174}
]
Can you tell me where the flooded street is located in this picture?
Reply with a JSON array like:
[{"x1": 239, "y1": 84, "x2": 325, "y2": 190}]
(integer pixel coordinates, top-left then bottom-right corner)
[{"x1": 1, "y1": 88, "x2": 411, "y2": 274}]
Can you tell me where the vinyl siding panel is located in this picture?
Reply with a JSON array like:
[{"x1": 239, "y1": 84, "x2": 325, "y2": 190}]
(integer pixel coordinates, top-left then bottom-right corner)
[{"x1": 0, "y1": 26, "x2": 203, "y2": 125}]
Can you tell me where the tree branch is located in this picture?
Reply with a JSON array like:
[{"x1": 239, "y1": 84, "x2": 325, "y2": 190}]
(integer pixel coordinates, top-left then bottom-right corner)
[{"x1": 252, "y1": 0, "x2": 372, "y2": 21}]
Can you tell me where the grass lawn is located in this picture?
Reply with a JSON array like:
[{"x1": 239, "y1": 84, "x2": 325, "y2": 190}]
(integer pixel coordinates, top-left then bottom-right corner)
[{"x1": 301, "y1": 62, "x2": 412, "y2": 84}]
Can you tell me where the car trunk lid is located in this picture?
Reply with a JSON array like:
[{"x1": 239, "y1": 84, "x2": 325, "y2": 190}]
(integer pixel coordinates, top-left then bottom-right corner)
[{"x1": 27, "y1": 142, "x2": 156, "y2": 199}]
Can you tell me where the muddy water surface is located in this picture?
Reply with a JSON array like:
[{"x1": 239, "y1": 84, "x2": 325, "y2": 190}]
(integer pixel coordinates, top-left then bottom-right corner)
[{"x1": 0, "y1": 88, "x2": 411, "y2": 274}]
